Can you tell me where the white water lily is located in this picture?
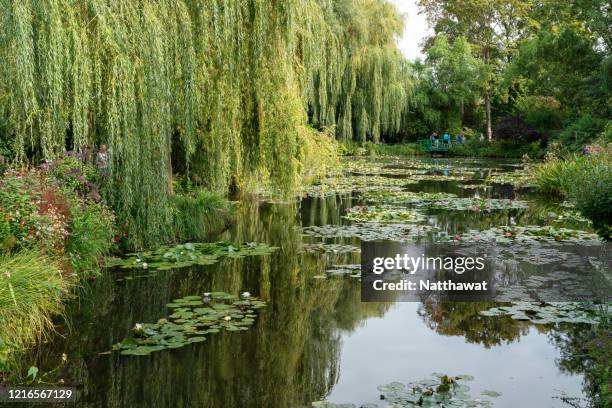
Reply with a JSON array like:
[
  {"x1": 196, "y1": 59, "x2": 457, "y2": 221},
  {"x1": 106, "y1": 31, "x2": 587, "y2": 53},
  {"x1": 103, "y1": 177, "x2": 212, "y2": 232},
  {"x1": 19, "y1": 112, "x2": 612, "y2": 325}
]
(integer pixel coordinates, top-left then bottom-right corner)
[
  {"x1": 241, "y1": 291, "x2": 251, "y2": 299},
  {"x1": 135, "y1": 258, "x2": 141, "y2": 263},
  {"x1": 224, "y1": 316, "x2": 231, "y2": 321},
  {"x1": 142, "y1": 262, "x2": 148, "y2": 269},
  {"x1": 134, "y1": 323, "x2": 143, "y2": 331},
  {"x1": 203, "y1": 292, "x2": 211, "y2": 297}
]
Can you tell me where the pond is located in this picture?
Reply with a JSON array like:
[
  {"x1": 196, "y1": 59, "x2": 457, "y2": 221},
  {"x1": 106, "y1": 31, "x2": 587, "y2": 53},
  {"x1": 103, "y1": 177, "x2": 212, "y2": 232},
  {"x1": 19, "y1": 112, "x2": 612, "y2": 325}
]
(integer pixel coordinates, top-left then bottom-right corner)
[{"x1": 21, "y1": 156, "x2": 609, "y2": 408}]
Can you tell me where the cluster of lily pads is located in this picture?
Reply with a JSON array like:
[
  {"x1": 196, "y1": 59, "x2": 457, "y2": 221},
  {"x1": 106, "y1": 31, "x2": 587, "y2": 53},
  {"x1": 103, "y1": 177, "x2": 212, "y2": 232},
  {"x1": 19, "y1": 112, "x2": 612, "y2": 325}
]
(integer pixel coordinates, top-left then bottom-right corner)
[
  {"x1": 314, "y1": 264, "x2": 361, "y2": 280},
  {"x1": 440, "y1": 226, "x2": 601, "y2": 244},
  {"x1": 359, "y1": 193, "x2": 527, "y2": 213},
  {"x1": 312, "y1": 374, "x2": 500, "y2": 408},
  {"x1": 343, "y1": 206, "x2": 426, "y2": 223},
  {"x1": 411, "y1": 174, "x2": 469, "y2": 182},
  {"x1": 485, "y1": 171, "x2": 534, "y2": 188},
  {"x1": 107, "y1": 241, "x2": 277, "y2": 271},
  {"x1": 301, "y1": 243, "x2": 360, "y2": 254},
  {"x1": 427, "y1": 198, "x2": 529, "y2": 212},
  {"x1": 304, "y1": 177, "x2": 411, "y2": 197},
  {"x1": 458, "y1": 184, "x2": 491, "y2": 190},
  {"x1": 360, "y1": 191, "x2": 457, "y2": 204},
  {"x1": 479, "y1": 302, "x2": 605, "y2": 325},
  {"x1": 303, "y1": 223, "x2": 438, "y2": 242},
  {"x1": 113, "y1": 292, "x2": 265, "y2": 355},
  {"x1": 546, "y1": 209, "x2": 591, "y2": 225}
]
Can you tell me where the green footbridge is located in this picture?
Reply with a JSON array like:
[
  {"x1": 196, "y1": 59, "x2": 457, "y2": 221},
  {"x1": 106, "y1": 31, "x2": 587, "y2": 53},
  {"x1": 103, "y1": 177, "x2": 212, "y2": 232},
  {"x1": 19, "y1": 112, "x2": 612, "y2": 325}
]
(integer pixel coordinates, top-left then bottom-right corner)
[{"x1": 418, "y1": 139, "x2": 451, "y2": 154}]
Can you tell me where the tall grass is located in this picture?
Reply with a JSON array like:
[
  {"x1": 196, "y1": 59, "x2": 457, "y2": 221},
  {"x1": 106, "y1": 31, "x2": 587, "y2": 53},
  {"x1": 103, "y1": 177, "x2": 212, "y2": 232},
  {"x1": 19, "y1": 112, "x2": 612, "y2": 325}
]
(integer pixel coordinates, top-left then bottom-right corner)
[
  {"x1": 0, "y1": 251, "x2": 69, "y2": 370},
  {"x1": 532, "y1": 155, "x2": 586, "y2": 195},
  {"x1": 171, "y1": 190, "x2": 229, "y2": 243}
]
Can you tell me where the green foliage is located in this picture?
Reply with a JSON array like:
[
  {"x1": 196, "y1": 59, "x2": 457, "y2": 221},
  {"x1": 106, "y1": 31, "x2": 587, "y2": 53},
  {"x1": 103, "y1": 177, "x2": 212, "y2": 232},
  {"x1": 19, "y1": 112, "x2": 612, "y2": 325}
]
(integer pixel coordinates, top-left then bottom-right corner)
[
  {"x1": 341, "y1": 142, "x2": 422, "y2": 157},
  {"x1": 532, "y1": 147, "x2": 612, "y2": 239},
  {"x1": 343, "y1": 206, "x2": 425, "y2": 223},
  {"x1": 50, "y1": 155, "x2": 101, "y2": 199},
  {"x1": 65, "y1": 199, "x2": 116, "y2": 278},
  {"x1": 171, "y1": 190, "x2": 228, "y2": 243},
  {"x1": 0, "y1": 0, "x2": 413, "y2": 249},
  {"x1": 313, "y1": 374, "x2": 499, "y2": 407},
  {"x1": 557, "y1": 114, "x2": 608, "y2": 151},
  {"x1": 108, "y1": 241, "x2": 277, "y2": 271},
  {"x1": 564, "y1": 159, "x2": 612, "y2": 241},
  {"x1": 515, "y1": 96, "x2": 565, "y2": 132},
  {"x1": 0, "y1": 251, "x2": 68, "y2": 370},
  {"x1": 0, "y1": 162, "x2": 116, "y2": 271},
  {"x1": 451, "y1": 138, "x2": 544, "y2": 159},
  {"x1": 113, "y1": 293, "x2": 266, "y2": 356},
  {"x1": 0, "y1": 170, "x2": 69, "y2": 255}
]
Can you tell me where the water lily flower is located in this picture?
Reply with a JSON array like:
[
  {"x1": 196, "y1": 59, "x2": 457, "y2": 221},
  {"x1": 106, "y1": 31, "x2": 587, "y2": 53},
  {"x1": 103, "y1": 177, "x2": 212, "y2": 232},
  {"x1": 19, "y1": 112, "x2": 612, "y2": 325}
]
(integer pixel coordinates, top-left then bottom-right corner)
[
  {"x1": 142, "y1": 262, "x2": 148, "y2": 269},
  {"x1": 453, "y1": 234, "x2": 461, "y2": 241},
  {"x1": 135, "y1": 258, "x2": 141, "y2": 263},
  {"x1": 224, "y1": 316, "x2": 231, "y2": 321},
  {"x1": 203, "y1": 292, "x2": 211, "y2": 297},
  {"x1": 134, "y1": 323, "x2": 143, "y2": 331},
  {"x1": 241, "y1": 291, "x2": 251, "y2": 299}
]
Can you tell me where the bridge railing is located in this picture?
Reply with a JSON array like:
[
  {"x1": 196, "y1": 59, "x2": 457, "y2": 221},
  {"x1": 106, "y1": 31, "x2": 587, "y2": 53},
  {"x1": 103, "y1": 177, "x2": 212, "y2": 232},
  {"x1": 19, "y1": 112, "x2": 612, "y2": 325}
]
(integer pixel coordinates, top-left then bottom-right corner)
[{"x1": 418, "y1": 139, "x2": 451, "y2": 152}]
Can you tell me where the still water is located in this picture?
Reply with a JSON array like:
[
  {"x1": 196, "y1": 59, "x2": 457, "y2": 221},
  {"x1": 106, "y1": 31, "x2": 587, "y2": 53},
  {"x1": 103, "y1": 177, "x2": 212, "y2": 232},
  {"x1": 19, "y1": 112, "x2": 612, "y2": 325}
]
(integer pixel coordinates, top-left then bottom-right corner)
[{"x1": 23, "y1": 157, "x2": 603, "y2": 408}]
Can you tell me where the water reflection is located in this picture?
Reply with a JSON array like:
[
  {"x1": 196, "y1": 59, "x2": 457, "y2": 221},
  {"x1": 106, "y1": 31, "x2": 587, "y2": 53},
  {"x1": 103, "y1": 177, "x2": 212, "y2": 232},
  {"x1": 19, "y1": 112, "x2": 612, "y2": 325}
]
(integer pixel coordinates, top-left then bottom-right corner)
[{"x1": 19, "y1": 157, "x2": 599, "y2": 408}]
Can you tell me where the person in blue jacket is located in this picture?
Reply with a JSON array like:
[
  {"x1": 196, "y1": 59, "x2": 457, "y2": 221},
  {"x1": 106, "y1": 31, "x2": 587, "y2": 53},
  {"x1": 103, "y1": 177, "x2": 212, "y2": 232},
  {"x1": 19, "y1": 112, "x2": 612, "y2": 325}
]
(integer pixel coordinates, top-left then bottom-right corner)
[{"x1": 443, "y1": 132, "x2": 451, "y2": 146}]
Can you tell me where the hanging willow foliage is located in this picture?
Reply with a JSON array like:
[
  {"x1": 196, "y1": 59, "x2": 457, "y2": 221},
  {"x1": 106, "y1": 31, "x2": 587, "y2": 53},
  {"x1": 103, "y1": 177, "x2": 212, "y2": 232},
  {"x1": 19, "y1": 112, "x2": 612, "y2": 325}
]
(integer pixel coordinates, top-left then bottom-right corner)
[{"x1": 0, "y1": 0, "x2": 413, "y2": 248}]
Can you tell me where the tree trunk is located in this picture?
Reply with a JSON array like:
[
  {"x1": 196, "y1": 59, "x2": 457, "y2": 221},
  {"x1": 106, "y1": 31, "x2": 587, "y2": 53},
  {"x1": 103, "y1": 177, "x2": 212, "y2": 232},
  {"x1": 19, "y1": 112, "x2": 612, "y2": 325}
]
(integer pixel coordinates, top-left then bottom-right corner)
[
  {"x1": 485, "y1": 93, "x2": 492, "y2": 141},
  {"x1": 483, "y1": 44, "x2": 492, "y2": 142}
]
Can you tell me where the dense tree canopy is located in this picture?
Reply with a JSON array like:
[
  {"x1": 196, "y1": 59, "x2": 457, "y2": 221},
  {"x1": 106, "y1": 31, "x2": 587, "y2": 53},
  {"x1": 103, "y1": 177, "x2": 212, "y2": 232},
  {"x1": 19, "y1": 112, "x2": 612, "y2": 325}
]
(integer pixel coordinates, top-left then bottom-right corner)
[
  {"x1": 0, "y1": 0, "x2": 609, "y2": 246},
  {"x1": 0, "y1": 0, "x2": 412, "y2": 248},
  {"x1": 410, "y1": 0, "x2": 610, "y2": 148}
]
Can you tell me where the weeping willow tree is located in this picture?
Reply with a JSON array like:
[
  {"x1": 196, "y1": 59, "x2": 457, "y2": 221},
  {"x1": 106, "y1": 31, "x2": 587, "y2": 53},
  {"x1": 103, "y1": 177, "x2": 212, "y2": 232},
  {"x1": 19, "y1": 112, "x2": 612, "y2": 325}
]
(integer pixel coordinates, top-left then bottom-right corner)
[
  {"x1": 296, "y1": 0, "x2": 414, "y2": 142},
  {"x1": 0, "y1": 0, "x2": 412, "y2": 248}
]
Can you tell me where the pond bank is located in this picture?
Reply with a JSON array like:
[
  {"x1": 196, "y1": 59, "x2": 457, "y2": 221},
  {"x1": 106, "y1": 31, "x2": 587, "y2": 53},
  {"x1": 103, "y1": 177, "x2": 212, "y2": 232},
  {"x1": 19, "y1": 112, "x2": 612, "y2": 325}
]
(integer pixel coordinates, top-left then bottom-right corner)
[{"x1": 0, "y1": 157, "x2": 231, "y2": 375}]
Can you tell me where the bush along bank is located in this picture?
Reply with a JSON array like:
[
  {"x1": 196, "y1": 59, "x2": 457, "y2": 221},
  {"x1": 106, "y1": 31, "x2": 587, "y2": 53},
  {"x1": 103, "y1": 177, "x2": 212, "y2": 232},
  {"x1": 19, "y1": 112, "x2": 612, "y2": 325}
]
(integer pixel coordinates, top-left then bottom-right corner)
[
  {"x1": 530, "y1": 143, "x2": 612, "y2": 240},
  {"x1": 0, "y1": 152, "x2": 238, "y2": 374},
  {"x1": 0, "y1": 156, "x2": 117, "y2": 373}
]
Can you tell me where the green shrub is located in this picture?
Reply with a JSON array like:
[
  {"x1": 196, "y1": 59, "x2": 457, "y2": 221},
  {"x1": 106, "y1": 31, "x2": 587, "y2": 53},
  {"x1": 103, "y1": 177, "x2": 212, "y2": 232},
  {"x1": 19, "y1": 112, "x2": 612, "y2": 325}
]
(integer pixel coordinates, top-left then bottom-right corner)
[
  {"x1": 372, "y1": 142, "x2": 421, "y2": 156},
  {"x1": 516, "y1": 95, "x2": 566, "y2": 132},
  {"x1": 556, "y1": 114, "x2": 607, "y2": 151},
  {"x1": 532, "y1": 156, "x2": 583, "y2": 195},
  {"x1": 50, "y1": 156, "x2": 102, "y2": 201},
  {"x1": 532, "y1": 146, "x2": 612, "y2": 239},
  {"x1": 451, "y1": 138, "x2": 543, "y2": 159},
  {"x1": 0, "y1": 171, "x2": 69, "y2": 255},
  {"x1": 65, "y1": 199, "x2": 116, "y2": 278},
  {"x1": 564, "y1": 159, "x2": 612, "y2": 240},
  {"x1": 171, "y1": 190, "x2": 229, "y2": 242}
]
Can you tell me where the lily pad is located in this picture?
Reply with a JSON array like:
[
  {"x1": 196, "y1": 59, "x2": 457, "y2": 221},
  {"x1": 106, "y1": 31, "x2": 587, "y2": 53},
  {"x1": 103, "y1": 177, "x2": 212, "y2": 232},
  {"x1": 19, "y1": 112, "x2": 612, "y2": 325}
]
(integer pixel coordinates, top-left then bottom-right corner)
[
  {"x1": 113, "y1": 292, "x2": 266, "y2": 356},
  {"x1": 106, "y1": 241, "x2": 278, "y2": 271},
  {"x1": 343, "y1": 206, "x2": 426, "y2": 223}
]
